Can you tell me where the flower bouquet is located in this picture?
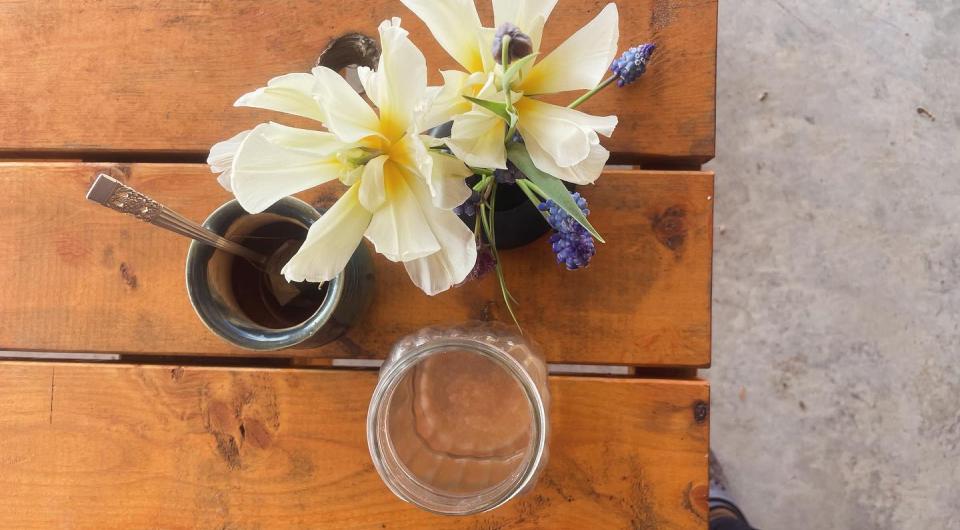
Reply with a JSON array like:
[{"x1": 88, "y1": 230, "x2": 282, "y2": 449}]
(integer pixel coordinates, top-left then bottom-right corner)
[{"x1": 209, "y1": 0, "x2": 654, "y2": 327}]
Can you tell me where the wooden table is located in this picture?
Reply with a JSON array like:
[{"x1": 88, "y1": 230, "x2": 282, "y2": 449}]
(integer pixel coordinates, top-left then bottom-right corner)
[{"x1": 0, "y1": 1, "x2": 717, "y2": 528}]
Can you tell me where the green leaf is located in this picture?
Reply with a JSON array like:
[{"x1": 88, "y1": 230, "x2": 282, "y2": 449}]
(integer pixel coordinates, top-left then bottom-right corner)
[
  {"x1": 506, "y1": 142, "x2": 606, "y2": 243},
  {"x1": 502, "y1": 53, "x2": 538, "y2": 88},
  {"x1": 463, "y1": 95, "x2": 512, "y2": 123}
]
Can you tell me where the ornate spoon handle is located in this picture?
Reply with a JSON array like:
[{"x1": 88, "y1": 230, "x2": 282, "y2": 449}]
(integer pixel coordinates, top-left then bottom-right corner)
[{"x1": 86, "y1": 173, "x2": 269, "y2": 267}]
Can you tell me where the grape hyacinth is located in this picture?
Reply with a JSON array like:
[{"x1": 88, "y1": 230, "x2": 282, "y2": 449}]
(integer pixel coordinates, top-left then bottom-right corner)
[
  {"x1": 453, "y1": 189, "x2": 481, "y2": 217},
  {"x1": 469, "y1": 243, "x2": 496, "y2": 280},
  {"x1": 538, "y1": 193, "x2": 596, "y2": 270},
  {"x1": 494, "y1": 161, "x2": 524, "y2": 184},
  {"x1": 491, "y1": 22, "x2": 533, "y2": 64},
  {"x1": 610, "y1": 43, "x2": 656, "y2": 87}
]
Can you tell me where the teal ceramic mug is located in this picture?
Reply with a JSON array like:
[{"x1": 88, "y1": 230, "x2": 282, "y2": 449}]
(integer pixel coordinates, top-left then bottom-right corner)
[{"x1": 185, "y1": 197, "x2": 373, "y2": 351}]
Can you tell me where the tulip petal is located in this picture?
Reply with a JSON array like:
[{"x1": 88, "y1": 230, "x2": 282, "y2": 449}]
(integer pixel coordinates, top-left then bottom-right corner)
[
  {"x1": 523, "y1": 128, "x2": 610, "y2": 185},
  {"x1": 281, "y1": 184, "x2": 372, "y2": 283},
  {"x1": 400, "y1": 0, "x2": 485, "y2": 72},
  {"x1": 421, "y1": 70, "x2": 478, "y2": 132},
  {"x1": 447, "y1": 109, "x2": 508, "y2": 169},
  {"x1": 366, "y1": 18, "x2": 427, "y2": 139},
  {"x1": 515, "y1": 98, "x2": 617, "y2": 167},
  {"x1": 388, "y1": 133, "x2": 469, "y2": 208},
  {"x1": 231, "y1": 122, "x2": 349, "y2": 213},
  {"x1": 208, "y1": 129, "x2": 251, "y2": 192},
  {"x1": 358, "y1": 155, "x2": 389, "y2": 212},
  {"x1": 493, "y1": 0, "x2": 558, "y2": 51},
  {"x1": 402, "y1": 175, "x2": 477, "y2": 295},
  {"x1": 364, "y1": 164, "x2": 441, "y2": 262},
  {"x1": 520, "y1": 3, "x2": 619, "y2": 95},
  {"x1": 476, "y1": 27, "x2": 498, "y2": 74},
  {"x1": 427, "y1": 150, "x2": 473, "y2": 209},
  {"x1": 234, "y1": 73, "x2": 326, "y2": 122},
  {"x1": 312, "y1": 66, "x2": 383, "y2": 143}
]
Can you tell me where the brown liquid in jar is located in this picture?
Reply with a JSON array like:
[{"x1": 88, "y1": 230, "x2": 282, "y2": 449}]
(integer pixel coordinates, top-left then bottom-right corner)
[{"x1": 385, "y1": 350, "x2": 533, "y2": 494}]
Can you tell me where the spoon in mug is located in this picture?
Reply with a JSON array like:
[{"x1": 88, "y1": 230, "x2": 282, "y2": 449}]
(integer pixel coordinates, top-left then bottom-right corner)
[{"x1": 85, "y1": 173, "x2": 304, "y2": 306}]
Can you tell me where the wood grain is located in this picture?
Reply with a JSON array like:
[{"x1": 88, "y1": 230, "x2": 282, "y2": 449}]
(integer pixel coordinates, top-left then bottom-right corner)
[
  {"x1": 0, "y1": 162, "x2": 712, "y2": 366},
  {"x1": 0, "y1": 0, "x2": 717, "y2": 163},
  {"x1": 0, "y1": 362, "x2": 709, "y2": 529}
]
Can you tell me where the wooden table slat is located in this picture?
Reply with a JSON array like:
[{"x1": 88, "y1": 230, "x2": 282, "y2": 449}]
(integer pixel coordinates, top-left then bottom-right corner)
[
  {"x1": 0, "y1": 0, "x2": 717, "y2": 163},
  {"x1": 0, "y1": 162, "x2": 712, "y2": 366},
  {"x1": 0, "y1": 362, "x2": 709, "y2": 529}
]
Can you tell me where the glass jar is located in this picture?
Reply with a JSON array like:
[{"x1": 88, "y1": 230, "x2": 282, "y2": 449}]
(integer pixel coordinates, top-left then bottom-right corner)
[{"x1": 367, "y1": 322, "x2": 550, "y2": 515}]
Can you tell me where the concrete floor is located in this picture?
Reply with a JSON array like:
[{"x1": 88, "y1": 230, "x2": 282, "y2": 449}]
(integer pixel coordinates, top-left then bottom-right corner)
[{"x1": 706, "y1": 0, "x2": 959, "y2": 528}]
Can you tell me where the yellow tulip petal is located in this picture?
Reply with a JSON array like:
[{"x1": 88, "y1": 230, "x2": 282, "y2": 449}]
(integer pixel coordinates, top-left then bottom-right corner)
[
  {"x1": 364, "y1": 164, "x2": 441, "y2": 262},
  {"x1": 523, "y1": 128, "x2": 610, "y2": 185},
  {"x1": 516, "y1": 98, "x2": 617, "y2": 167},
  {"x1": 358, "y1": 155, "x2": 389, "y2": 212},
  {"x1": 422, "y1": 70, "x2": 474, "y2": 132},
  {"x1": 281, "y1": 184, "x2": 372, "y2": 283},
  {"x1": 231, "y1": 123, "x2": 349, "y2": 213},
  {"x1": 446, "y1": 109, "x2": 508, "y2": 169},
  {"x1": 400, "y1": 0, "x2": 485, "y2": 72},
  {"x1": 208, "y1": 129, "x2": 251, "y2": 192},
  {"x1": 493, "y1": 0, "x2": 558, "y2": 51},
  {"x1": 234, "y1": 73, "x2": 326, "y2": 123},
  {"x1": 402, "y1": 174, "x2": 478, "y2": 295},
  {"x1": 521, "y1": 3, "x2": 619, "y2": 95},
  {"x1": 426, "y1": 150, "x2": 473, "y2": 209},
  {"x1": 312, "y1": 66, "x2": 383, "y2": 143},
  {"x1": 368, "y1": 18, "x2": 427, "y2": 139}
]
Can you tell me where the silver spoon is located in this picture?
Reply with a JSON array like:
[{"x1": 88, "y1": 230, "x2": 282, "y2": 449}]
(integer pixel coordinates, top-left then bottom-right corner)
[{"x1": 86, "y1": 173, "x2": 302, "y2": 305}]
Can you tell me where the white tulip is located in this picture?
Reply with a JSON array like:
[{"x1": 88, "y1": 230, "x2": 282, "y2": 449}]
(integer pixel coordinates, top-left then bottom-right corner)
[
  {"x1": 401, "y1": 0, "x2": 620, "y2": 184},
  {"x1": 208, "y1": 18, "x2": 476, "y2": 296}
]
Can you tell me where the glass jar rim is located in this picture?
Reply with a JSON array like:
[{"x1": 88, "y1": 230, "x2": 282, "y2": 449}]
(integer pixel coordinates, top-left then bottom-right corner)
[{"x1": 366, "y1": 336, "x2": 548, "y2": 515}]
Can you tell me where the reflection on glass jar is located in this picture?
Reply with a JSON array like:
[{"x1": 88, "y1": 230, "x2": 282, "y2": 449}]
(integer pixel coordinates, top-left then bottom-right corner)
[{"x1": 367, "y1": 322, "x2": 550, "y2": 515}]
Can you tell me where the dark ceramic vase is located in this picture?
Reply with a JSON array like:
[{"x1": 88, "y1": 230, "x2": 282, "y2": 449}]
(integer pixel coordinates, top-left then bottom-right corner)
[
  {"x1": 429, "y1": 122, "x2": 574, "y2": 250},
  {"x1": 457, "y1": 175, "x2": 576, "y2": 250}
]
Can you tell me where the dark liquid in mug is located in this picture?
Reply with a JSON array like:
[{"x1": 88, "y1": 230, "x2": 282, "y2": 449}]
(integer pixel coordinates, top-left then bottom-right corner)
[{"x1": 228, "y1": 221, "x2": 328, "y2": 329}]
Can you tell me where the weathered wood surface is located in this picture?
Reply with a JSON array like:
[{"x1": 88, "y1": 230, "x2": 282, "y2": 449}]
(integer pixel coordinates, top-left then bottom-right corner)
[
  {"x1": 0, "y1": 0, "x2": 717, "y2": 163},
  {"x1": 0, "y1": 362, "x2": 709, "y2": 529},
  {"x1": 0, "y1": 162, "x2": 713, "y2": 366}
]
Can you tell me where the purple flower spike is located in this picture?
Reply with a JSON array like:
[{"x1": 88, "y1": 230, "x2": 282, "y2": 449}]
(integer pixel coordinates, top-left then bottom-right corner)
[
  {"x1": 610, "y1": 43, "x2": 656, "y2": 87},
  {"x1": 469, "y1": 244, "x2": 497, "y2": 280},
  {"x1": 454, "y1": 189, "x2": 481, "y2": 217},
  {"x1": 538, "y1": 193, "x2": 596, "y2": 270},
  {"x1": 492, "y1": 23, "x2": 534, "y2": 64},
  {"x1": 494, "y1": 161, "x2": 525, "y2": 184}
]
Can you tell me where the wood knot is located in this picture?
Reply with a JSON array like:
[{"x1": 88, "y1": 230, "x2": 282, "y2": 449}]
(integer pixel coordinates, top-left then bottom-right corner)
[
  {"x1": 693, "y1": 400, "x2": 709, "y2": 423},
  {"x1": 652, "y1": 206, "x2": 687, "y2": 252},
  {"x1": 478, "y1": 300, "x2": 497, "y2": 322},
  {"x1": 119, "y1": 262, "x2": 138, "y2": 289}
]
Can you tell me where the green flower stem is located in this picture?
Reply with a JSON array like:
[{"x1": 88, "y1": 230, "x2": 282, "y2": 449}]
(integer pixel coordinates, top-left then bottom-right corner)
[
  {"x1": 516, "y1": 179, "x2": 549, "y2": 220},
  {"x1": 504, "y1": 112, "x2": 518, "y2": 141},
  {"x1": 499, "y1": 37, "x2": 522, "y2": 142},
  {"x1": 473, "y1": 210, "x2": 482, "y2": 238},
  {"x1": 479, "y1": 186, "x2": 520, "y2": 329},
  {"x1": 472, "y1": 174, "x2": 492, "y2": 192},
  {"x1": 568, "y1": 74, "x2": 618, "y2": 109},
  {"x1": 521, "y1": 179, "x2": 549, "y2": 200},
  {"x1": 501, "y1": 35, "x2": 512, "y2": 72}
]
